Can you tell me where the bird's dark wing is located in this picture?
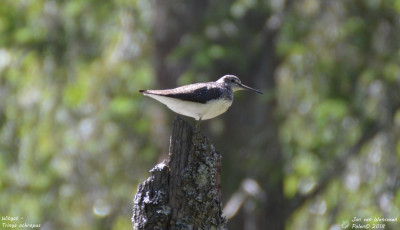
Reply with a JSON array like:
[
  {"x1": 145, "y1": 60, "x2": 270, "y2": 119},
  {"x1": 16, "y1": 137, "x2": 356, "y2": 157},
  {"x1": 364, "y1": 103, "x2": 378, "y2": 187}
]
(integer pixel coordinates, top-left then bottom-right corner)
[{"x1": 142, "y1": 83, "x2": 224, "y2": 104}]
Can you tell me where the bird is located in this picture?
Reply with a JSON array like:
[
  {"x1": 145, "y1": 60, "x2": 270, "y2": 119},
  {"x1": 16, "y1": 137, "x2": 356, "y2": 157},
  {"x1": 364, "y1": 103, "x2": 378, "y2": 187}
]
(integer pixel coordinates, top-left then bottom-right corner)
[{"x1": 139, "y1": 75, "x2": 262, "y2": 130}]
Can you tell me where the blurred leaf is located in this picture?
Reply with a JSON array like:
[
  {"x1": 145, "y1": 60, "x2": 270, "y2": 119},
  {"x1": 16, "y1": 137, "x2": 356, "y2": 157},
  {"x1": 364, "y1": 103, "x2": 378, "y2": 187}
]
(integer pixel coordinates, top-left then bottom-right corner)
[
  {"x1": 383, "y1": 63, "x2": 399, "y2": 82},
  {"x1": 284, "y1": 175, "x2": 298, "y2": 198},
  {"x1": 293, "y1": 152, "x2": 316, "y2": 176},
  {"x1": 208, "y1": 45, "x2": 225, "y2": 59},
  {"x1": 112, "y1": 216, "x2": 131, "y2": 230},
  {"x1": 313, "y1": 99, "x2": 347, "y2": 128},
  {"x1": 63, "y1": 84, "x2": 86, "y2": 107},
  {"x1": 395, "y1": 0, "x2": 400, "y2": 14},
  {"x1": 109, "y1": 97, "x2": 135, "y2": 116}
]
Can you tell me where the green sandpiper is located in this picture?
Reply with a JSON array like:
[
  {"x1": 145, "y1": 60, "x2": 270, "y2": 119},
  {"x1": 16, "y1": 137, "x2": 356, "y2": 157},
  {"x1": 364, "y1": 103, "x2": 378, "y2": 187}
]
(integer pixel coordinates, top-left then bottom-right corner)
[{"x1": 139, "y1": 75, "x2": 263, "y2": 129}]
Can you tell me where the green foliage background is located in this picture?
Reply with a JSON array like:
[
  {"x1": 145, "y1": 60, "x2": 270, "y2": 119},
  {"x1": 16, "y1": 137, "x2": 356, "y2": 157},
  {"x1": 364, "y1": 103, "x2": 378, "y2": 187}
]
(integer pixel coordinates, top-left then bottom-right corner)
[
  {"x1": 0, "y1": 0, "x2": 399, "y2": 229},
  {"x1": 0, "y1": 0, "x2": 155, "y2": 229}
]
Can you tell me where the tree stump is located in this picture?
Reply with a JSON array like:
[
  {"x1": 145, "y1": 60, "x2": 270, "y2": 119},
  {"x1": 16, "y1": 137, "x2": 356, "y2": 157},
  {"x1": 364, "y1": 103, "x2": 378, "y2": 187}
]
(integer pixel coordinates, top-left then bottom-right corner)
[{"x1": 132, "y1": 116, "x2": 227, "y2": 230}]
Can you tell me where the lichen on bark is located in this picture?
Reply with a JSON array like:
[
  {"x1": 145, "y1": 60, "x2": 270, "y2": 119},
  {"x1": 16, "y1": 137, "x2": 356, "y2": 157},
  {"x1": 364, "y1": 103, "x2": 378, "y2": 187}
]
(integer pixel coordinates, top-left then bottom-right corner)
[{"x1": 133, "y1": 116, "x2": 226, "y2": 230}]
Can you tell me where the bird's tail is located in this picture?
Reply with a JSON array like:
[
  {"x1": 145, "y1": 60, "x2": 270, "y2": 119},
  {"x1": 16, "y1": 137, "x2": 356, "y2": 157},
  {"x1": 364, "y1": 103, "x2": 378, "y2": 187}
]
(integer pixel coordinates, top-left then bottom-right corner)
[{"x1": 139, "y1": 90, "x2": 146, "y2": 93}]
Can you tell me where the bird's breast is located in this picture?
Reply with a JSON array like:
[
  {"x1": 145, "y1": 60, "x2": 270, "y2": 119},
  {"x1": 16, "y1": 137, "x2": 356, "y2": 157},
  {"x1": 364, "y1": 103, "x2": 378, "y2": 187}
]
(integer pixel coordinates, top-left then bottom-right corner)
[{"x1": 201, "y1": 99, "x2": 232, "y2": 120}]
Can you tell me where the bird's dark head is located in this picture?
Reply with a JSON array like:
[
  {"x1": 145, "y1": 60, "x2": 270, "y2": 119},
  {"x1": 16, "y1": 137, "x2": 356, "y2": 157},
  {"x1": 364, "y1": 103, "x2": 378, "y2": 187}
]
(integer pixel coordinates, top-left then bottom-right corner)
[{"x1": 217, "y1": 75, "x2": 262, "y2": 94}]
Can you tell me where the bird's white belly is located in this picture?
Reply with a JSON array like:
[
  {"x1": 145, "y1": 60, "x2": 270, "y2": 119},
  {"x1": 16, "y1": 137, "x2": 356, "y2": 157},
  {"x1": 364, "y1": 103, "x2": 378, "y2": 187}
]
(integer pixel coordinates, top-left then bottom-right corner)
[
  {"x1": 201, "y1": 99, "x2": 232, "y2": 120},
  {"x1": 145, "y1": 94, "x2": 232, "y2": 120}
]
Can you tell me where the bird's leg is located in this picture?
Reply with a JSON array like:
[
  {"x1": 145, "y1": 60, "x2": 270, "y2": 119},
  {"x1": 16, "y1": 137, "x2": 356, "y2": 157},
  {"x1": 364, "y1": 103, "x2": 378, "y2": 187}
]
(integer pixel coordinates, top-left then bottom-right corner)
[{"x1": 196, "y1": 118, "x2": 202, "y2": 131}]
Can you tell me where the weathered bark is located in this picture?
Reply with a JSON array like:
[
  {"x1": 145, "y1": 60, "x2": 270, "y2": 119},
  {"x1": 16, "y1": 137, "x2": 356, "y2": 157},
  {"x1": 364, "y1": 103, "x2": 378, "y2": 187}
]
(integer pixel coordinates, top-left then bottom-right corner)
[{"x1": 133, "y1": 116, "x2": 227, "y2": 230}]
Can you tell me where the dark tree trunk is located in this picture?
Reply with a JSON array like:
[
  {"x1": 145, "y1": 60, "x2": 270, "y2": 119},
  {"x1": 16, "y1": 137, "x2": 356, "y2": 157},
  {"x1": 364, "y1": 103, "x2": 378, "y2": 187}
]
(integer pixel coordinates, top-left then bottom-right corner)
[
  {"x1": 153, "y1": 0, "x2": 209, "y2": 89},
  {"x1": 218, "y1": 13, "x2": 286, "y2": 230},
  {"x1": 133, "y1": 116, "x2": 227, "y2": 230}
]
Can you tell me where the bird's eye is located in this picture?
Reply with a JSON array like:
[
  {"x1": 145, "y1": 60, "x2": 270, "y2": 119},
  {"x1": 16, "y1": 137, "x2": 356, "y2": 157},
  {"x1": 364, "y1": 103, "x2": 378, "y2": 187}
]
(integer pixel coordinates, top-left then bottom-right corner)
[{"x1": 230, "y1": 79, "x2": 235, "y2": 83}]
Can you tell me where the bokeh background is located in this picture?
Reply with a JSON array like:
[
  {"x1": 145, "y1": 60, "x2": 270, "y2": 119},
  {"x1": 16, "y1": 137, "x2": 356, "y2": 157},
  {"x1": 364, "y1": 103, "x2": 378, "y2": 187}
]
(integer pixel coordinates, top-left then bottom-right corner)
[{"x1": 1, "y1": 0, "x2": 400, "y2": 229}]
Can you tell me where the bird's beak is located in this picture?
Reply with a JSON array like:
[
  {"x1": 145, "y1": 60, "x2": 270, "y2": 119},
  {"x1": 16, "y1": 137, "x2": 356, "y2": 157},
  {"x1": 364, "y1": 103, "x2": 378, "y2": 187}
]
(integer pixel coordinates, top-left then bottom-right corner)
[{"x1": 238, "y1": 83, "x2": 263, "y2": 94}]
